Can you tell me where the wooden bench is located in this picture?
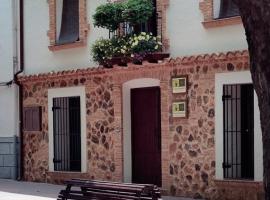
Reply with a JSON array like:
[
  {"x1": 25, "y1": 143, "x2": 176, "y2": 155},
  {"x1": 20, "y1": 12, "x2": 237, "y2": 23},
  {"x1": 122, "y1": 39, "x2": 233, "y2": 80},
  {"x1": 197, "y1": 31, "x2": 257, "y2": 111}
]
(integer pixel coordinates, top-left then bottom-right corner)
[{"x1": 57, "y1": 179, "x2": 162, "y2": 200}]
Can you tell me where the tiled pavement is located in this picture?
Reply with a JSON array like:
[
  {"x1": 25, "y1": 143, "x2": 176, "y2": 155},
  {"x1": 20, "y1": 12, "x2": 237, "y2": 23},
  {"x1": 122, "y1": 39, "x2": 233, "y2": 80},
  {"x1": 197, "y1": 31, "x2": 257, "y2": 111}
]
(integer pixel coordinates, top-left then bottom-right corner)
[{"x1": 0, "y1": 179, "x2": 198, "y2": 200}]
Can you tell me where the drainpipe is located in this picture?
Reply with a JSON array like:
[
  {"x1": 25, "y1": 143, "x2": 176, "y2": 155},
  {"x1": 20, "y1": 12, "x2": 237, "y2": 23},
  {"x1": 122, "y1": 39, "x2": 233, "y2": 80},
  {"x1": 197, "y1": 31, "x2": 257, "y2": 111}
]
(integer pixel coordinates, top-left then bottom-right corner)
[{"x1": 13, "y1": 0, "x2": 24, "y2": 181}]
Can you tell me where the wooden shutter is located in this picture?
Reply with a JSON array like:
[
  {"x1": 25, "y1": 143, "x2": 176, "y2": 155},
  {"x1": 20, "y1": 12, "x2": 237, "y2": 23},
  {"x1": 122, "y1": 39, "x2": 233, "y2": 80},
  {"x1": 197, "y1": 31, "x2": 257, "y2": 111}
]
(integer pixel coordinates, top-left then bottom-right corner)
[
  {"x1": 219, "y1": 0, "x2": 239, "y2": 19},
  {"x1": 23, "y1": 106, "x2": 42, "y2": 131},
  {"x1": 57, "y1": 0, "x2": 79, "y2": 44}
]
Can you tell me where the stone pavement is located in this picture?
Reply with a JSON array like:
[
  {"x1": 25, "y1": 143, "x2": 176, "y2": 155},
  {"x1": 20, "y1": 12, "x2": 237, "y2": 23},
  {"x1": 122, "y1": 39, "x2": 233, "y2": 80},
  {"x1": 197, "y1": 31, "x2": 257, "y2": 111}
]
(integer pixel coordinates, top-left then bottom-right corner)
[{"x1": 0, "y1": 179, "x2": 198, "y2": 200}]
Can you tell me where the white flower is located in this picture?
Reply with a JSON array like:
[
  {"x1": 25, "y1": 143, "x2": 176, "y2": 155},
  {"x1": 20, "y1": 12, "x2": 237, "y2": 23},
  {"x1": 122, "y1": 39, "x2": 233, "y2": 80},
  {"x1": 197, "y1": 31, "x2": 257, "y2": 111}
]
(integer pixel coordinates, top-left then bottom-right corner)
[
  {"x1": 131, "y1": 54, "x2": 134, "y2": 57},
  {"x1": 154, "y1": 45, "x2": 159, "y2": 50},
  {"x1": 132, "y1": 41, "x2": 138, "y2": 47}
]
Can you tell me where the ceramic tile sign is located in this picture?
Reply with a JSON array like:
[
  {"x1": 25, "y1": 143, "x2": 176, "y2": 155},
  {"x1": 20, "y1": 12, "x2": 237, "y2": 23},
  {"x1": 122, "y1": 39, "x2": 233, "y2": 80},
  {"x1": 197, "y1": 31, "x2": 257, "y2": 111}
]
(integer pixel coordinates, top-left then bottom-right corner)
[
  {"x1": 172, "y1": 75, "x2": 188, "y2": 94},
  {"x1": 172, "y1": 101, "x2": 187, "y2": 118}
]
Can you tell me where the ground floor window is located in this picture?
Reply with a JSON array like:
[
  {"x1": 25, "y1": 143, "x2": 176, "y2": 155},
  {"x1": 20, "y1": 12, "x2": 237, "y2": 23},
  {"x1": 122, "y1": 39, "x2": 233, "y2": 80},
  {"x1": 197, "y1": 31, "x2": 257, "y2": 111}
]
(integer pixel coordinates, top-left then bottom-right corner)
[
  {"x1": 215, "y1": 71, "x2": 263, "y2": 182},
  {"x1": 222, "y1": 84, "x2": 254, "y2": 180},
  {"x1": 52, "y1": 96, "x2": 81, "y2": 172},
  {"x1": 48, "y1": 86, "x2": 87, "y2": 173}
]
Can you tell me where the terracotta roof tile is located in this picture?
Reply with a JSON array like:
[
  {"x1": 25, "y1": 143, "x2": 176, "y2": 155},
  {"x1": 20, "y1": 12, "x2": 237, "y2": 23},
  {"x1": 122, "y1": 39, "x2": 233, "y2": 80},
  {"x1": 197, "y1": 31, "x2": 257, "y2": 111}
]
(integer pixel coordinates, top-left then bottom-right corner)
[{"x1": 18, "y1": 50, "x2": 249, "y2": 83}]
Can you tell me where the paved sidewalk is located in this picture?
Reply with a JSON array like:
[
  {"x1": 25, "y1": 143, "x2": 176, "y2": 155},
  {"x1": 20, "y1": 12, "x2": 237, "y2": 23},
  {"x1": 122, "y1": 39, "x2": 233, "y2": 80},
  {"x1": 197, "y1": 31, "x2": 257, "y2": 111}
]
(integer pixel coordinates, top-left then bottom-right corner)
[
  {"x1": 0, "y1": 179, "x2": 198, "y2": 200},
  {"x1": 0, "y1": 179, "x2": 63, "y2": 200}
]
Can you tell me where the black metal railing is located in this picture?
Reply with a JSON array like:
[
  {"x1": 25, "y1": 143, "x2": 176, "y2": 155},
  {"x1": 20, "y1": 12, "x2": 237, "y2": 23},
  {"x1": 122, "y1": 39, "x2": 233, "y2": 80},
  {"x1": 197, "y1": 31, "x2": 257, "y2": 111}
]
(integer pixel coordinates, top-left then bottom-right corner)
[{"x1": 53, "y1": 96, "x2": 81, "y2": 172}]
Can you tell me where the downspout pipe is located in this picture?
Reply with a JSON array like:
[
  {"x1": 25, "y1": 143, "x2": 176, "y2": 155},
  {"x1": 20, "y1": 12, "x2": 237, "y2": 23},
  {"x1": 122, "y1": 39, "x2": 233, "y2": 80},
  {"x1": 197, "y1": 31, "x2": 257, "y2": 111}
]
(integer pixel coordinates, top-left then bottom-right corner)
[{"x1": 14, "y1": 0, "x2": 24, "y2": 181}]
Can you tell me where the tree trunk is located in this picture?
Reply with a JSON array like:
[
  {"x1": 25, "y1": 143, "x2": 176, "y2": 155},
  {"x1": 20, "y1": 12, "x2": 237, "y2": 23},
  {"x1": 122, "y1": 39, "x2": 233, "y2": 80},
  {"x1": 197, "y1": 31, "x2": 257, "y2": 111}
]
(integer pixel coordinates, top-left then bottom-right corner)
[{"x1": 233, "y1": 1, "x2": 270, "y2": 199}]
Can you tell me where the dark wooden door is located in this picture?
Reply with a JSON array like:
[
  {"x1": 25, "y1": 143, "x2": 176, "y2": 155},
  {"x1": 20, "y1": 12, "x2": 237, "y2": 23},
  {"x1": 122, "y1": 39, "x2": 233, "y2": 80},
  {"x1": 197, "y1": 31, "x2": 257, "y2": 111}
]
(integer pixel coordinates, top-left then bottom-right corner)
[{"x1": 131, "y1": 86, "x2": 161, "y2": 186}]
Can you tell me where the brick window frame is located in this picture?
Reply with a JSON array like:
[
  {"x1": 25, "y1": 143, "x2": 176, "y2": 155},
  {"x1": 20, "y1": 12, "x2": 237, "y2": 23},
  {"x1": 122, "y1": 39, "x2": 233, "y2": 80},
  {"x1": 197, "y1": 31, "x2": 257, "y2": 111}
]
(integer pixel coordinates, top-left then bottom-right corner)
[
  {"x1": 156, "y1": 0, "x2": 169, "y2": 52},
  {"x1": 47, "y1": 0, "x2": 89, "y2": 51},
  {"x1": 199, "y1": 0, "x2": 242, "y2": 28}
]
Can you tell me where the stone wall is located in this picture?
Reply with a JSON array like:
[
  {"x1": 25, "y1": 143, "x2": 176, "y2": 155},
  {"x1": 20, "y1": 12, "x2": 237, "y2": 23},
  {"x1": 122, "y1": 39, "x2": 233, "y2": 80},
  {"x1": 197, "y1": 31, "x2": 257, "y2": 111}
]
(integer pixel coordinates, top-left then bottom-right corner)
[{"x1": 19, "y1": 50, "x2": 264, "y2": 199}]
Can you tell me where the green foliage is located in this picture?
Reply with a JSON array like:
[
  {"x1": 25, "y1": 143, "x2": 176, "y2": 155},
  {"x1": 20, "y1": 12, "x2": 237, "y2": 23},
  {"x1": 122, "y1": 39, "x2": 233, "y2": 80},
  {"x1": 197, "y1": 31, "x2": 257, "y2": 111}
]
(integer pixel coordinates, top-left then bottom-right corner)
[
  {"x1": 93, "y1": 0, "x2": 154, "y2": 31},
  {"x1": 91, "y1": 36, "x2": 130, "y2": 64},
  {"x1": 93, "y1": 2, "x2": 125, "y2": 31},
  {"x1": 129, "y1": 32, "x2": 162, "y2": 54},
  {"x1": 91, "y1": 38, "x2": 113, "y2": 64},
  {"x1": 122, "y1": 0, "x2": 154, "y2": 25},
  {"x1": 91, "y1": 32, "x2": 162, "y2": 65}
]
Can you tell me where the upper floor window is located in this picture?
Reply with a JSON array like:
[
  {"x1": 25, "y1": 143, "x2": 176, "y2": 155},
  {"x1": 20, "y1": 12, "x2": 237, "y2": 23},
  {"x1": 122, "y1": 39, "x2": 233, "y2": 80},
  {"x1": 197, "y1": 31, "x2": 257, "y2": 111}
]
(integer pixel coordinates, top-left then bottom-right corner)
[
  {"x1": 214, "y1": 0, "x2": 240, "y2": 19},
  {"x1": 200, "y1": 0, "x2": 241, "y2": 28},
  {"x1": 56, "y1": 0, "x2": 79, "y2": 45},
  {"x1": 133, "y1": 0, "x2": 157, "y2": 36},
  {"x1": 48, "y1": 0, "x2": 89, "y2": 51}
]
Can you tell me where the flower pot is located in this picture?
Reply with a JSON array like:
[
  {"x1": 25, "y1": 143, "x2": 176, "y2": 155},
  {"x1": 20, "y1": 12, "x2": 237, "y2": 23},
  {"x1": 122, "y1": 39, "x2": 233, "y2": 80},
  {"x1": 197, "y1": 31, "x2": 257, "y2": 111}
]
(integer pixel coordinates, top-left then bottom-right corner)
[{"x1": 145, "y1": 52, "x2": 170, "y2": 63}]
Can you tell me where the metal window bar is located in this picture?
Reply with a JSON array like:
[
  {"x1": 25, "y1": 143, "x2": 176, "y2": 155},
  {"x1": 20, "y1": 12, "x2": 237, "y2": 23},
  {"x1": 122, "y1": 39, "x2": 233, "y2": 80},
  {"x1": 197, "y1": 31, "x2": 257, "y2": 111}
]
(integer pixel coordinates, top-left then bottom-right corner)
[
  {"x1": 109, "y1": 0, "x2": 160, "y2": 38},
  {"x1": 53, "y1": 96, "x2": 81, "y2": 172},
  {"x1": 222, "y1": 84, "x2": 254, "y2": 180}
]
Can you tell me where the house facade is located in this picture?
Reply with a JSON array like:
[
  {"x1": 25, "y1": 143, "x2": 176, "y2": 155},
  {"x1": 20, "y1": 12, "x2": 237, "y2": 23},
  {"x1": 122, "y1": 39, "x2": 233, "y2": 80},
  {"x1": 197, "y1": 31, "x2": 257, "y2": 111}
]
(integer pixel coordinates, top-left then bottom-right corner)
[
  {"x1": 7, "y1": 0, "x2": 264, "y2": 199},
  {"x1": 0, "y1": 0, "x2": 20, "y2": 179}
]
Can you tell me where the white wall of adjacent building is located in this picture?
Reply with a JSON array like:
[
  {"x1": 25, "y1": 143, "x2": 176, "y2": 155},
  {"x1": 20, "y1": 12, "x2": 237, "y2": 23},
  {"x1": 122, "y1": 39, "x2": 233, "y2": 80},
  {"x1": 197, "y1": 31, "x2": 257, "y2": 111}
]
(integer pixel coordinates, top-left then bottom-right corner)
[
  {"x1": 23, "y1": 0, "x2": 108, "y2": 75},
  {"x1": 0, "y1": 0, "x2": 19, "y2": 137}
]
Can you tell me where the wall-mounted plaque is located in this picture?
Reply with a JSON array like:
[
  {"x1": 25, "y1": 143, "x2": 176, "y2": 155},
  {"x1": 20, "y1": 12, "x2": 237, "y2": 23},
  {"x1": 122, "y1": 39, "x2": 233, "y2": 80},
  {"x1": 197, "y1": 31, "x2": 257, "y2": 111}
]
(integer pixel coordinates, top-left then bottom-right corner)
[
  {"x1": 172, "y1": 101, "x2": 187, "y2": 118},
  {"x1": 172, "y1": 75, "x2": 188, "y2": 94}
]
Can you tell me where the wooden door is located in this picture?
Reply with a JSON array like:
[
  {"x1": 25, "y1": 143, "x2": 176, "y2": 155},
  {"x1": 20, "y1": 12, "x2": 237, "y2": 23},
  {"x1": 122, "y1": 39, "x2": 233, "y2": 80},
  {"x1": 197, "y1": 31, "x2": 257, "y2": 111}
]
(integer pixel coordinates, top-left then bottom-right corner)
[{"x1": 131, "y1": 86, "x2": 161, "y2": 186}]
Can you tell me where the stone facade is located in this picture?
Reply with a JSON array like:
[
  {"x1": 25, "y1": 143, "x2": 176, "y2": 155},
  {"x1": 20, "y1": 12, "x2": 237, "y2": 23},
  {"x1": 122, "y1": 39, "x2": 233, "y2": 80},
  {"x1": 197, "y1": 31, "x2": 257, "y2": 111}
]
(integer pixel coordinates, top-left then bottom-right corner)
[{"x1": 19, "y1": 50, "x2": 264, "y2": 200}]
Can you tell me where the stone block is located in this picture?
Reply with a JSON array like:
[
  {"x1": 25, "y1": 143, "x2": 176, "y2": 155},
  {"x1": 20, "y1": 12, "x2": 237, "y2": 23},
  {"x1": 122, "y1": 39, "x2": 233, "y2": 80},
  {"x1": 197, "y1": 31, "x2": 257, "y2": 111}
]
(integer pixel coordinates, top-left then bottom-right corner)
[
  {"x1": 0, "y1": 143, "x2": 10, "y2": 154},
  {"x1": 3, "y1": 155, "x2": 16, "y2": 167},
  {"x1": 0, "y1": 155, "x2": 3, "y2": 166},
  {"x1": 0, "y1": 137, "x2": 14, "y2": 143},
  {"x1": 10, "y1": 167, "x2": 17, "y2": 180},
  {"x1": 0, "y1": 167, "x2": 11, "y2": 179}
]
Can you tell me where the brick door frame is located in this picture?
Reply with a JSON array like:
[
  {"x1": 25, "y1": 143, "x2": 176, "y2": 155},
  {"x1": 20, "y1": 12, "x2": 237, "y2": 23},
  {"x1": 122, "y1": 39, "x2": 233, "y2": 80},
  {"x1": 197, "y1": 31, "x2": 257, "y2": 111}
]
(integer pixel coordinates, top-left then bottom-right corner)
[{"x1": 112, "y1": 67, "x2": 171, "y2": 191}]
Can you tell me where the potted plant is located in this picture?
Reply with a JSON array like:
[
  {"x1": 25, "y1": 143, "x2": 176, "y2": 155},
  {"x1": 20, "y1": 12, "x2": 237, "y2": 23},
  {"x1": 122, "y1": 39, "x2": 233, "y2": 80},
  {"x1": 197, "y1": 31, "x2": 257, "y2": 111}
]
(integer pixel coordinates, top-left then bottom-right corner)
[
  {"x1": 91, "y1": 0, "x2": 169, "y2": 67},
  {"x1": 93, "y1": 2, "x2": 125, "y2": 32},
  {"x1": 129, "y1": 32, "x2": 162, "y2": 64}
]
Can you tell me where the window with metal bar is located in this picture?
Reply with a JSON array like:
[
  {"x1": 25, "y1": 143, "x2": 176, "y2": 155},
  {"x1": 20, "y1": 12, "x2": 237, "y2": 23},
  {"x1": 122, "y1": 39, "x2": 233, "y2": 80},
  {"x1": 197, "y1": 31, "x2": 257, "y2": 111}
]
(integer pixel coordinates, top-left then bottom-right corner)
[
  {"x1": 218, "y1": 0, "x2": 239, "y2": 19},
  {"x1": 52, "y1": 96, "x2": 81, "y2": 172},
  {"x1": 133, "y1": 0, "x2": 158, "y2": 36},
  {"x1": 222, "y1": 84, "x2": 254, "y2": 180}
]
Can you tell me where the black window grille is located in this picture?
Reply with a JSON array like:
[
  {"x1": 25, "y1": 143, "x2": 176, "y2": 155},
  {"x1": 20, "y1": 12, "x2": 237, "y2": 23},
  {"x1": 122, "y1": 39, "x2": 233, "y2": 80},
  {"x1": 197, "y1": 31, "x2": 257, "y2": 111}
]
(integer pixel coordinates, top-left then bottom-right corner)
[
  {"x1": 52, "y1": 96, "x2": 81, "y2": 172},
  {"x1": 218, "y1": 0, "x2": 240, "y2": 19},
  {"x1": 223, "y1": 84, "x2": 254, "y2": 180},
  {"x1": 133, "y1": 0, "x2": 158, "y2": 36},
  {"x1": 57, "y1": 0, "x2": 79, "y2": 45}
]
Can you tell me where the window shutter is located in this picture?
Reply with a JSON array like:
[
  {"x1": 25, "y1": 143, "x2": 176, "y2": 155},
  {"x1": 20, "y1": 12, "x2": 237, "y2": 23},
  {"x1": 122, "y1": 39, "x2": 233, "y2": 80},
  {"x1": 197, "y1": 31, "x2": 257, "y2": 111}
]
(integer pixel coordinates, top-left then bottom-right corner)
[
  {"x1": 23, "y1": 107, "x2": 42, "y2": 131},
  {"x1": 57, "y1": 0, "x2": 79, "y2": 45},
  {"x1": 219, "y1": 0, "x2": 239, "y2": 19}
]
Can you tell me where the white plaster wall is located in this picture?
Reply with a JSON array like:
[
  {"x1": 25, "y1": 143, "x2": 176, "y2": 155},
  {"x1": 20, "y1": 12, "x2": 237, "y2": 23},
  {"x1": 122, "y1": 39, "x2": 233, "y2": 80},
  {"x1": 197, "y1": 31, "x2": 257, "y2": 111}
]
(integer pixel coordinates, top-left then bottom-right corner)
[
  {"x1": 23, "y1": 0, "x2": 249, "y2": 75},
  {"x1": 0, "y1": 85, "x2": 19, "y2": 137},
  {"x1": 23, "y1": 0, "x2": 109, "y2": 75},
  {"x1": 0, "y1": 1, "x2": 19, "y2": 137},
  {"x1": 0, "y1": 0, "x2": 14, "y2": 82},
  {"x1": 122, "y1": 78, "x2": 160, "y2": 183},
  {"x1": 215, "y1": 71, "x2": 263, "y2": 181},
  {"x1": 167, "y1": 0, "x2": 248, "y2": 57}
]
